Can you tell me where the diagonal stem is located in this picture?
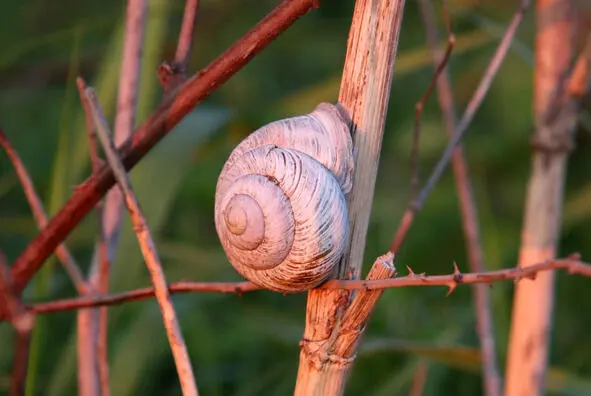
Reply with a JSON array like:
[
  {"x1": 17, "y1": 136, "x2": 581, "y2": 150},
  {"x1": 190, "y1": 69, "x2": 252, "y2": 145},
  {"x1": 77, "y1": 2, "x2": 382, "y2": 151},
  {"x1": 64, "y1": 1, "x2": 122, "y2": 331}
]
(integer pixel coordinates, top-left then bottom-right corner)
[
  {"x1": 76, "y1": 76, "x2": 111, "y2": 396},
  {"x1": 0, "y1": 129, "x2": 88, "y2": 294},
  {"x1": 390, "y1": 0, "x2": 532, "y2": 252},
  {"x1": 417, "y1": 1, "x2": 500, "y2": 395},
  {"x1": 85, "y1": 88, "x2": 199, "y2": 396}
]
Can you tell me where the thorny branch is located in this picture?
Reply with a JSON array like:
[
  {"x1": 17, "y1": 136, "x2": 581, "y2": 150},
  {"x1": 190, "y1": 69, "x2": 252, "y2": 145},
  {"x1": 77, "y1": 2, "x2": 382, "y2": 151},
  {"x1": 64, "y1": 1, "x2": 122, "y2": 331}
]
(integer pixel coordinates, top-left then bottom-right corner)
[
  {"x1": 417, "y1": 1, "x2": 500, "y2": 395},
  {"x1": 28, "y1": 254, "x2": 591, "y2": 314},
  {"x1": 5, "y1": 0, "x2": 322, "y2": 320},
  {"x1": 390, "y1": 0, "x2": 532, "y2": 252}
]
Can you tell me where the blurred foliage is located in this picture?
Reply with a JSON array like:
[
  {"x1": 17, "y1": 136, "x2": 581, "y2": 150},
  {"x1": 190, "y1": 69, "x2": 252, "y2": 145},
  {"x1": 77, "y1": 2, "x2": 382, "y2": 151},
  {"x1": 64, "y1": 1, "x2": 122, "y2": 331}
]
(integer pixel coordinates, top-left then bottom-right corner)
[{"x1": 0, "y1": 0, "x2": 591, "y2": 395}]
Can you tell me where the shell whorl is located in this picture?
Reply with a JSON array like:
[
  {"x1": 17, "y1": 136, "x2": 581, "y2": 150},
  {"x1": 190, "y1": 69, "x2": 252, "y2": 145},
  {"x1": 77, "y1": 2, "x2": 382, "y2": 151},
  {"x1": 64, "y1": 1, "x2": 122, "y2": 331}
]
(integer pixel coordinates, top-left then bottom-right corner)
[{"x1": 214, "y1": 103, "x2": 353, "y2": 293}]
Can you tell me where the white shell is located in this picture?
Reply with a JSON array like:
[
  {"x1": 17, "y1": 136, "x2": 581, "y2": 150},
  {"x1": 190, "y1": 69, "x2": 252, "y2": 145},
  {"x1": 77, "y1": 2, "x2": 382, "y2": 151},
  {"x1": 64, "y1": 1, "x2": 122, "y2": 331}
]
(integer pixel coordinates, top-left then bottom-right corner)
[{"x1": 214, "y1": 103, "x2": 353, "y2": 293}]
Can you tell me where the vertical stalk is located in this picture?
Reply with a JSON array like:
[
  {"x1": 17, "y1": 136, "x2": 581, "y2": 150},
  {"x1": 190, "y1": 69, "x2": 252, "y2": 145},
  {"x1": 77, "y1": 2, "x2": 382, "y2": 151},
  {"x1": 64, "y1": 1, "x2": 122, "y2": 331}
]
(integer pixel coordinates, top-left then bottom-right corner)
[
  {"x1": 79, "y1": 2, "x2": 147, "y2": 395},
  {"x1": 417, "y1": 2, "x2": 500, "y2": 394},
  {"x1": 294, "y1": 1, "x2": 406, "y2": 394},
  {"x1": 505, "y1": 0, "x2": 575, "y2": 394}
]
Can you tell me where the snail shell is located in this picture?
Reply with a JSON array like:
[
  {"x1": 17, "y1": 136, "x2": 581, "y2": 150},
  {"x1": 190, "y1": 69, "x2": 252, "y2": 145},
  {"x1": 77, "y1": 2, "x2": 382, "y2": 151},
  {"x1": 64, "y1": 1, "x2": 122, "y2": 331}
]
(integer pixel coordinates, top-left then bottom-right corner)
[{"x1": 214, "y1": 103, "x2": 353, "y2": 293}]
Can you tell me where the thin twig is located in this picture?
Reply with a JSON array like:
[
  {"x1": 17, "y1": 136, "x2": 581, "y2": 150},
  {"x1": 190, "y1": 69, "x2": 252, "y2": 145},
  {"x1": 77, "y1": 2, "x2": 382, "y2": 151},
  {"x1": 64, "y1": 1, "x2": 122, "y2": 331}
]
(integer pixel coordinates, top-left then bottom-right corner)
[
  {"x1": 32, "y1": 281, "x2": 261, "y2": 313},
  {"x1": 175, "y1": 0, "x2": 199, "y2": 70},
  {"x1": 32, "y1": 281, "x2": 261, "y2": 314},
  {"x1": 417, "y1": 1, "x2": 500, "y2": 395},
  {"x1": 84, "y1": 88, "x2": 199, "y2": 396},
  {"x1": 159, "y1": 0, "x2": 200, "y2": 91},
  {"x1": 11, "y1": 326, "x2": 33, "y2": 396},
  {"x1": 94, "y1": 0, "x2": 146, "y2": 275},
  {"x1": 89, "y1": 1, "x2": 146, "y2": 393},
  {"x1": 409, "y1": 362, "x2": 428, "y2": 396},
  {"x1": 410, "y1": 3, "x2": 455, "y2": 200},
  {"x1": 390, "y1": 0, "x2": 532, "y2": 252},
  {"x1": 76, "y1": 78, "x2": 101, "y2": 396},
  {"x1": 28, "y1": 255, "x2": 591, "y2": 313},
  {"x1": 0, "y1": 250, "x2": 35, "y2": 396},
  {"x1": 328, "y1": 254, "x2": 591, "y2": 293},
  {"x1": 0, "y1": 129, "x2": 88, "y2": 294},
  {"x1": 76, "y1": 76, "x2": 111, "y2": 396},
  {"x1": 8, "y1": 0, "x2": 321, "y2": 312}
]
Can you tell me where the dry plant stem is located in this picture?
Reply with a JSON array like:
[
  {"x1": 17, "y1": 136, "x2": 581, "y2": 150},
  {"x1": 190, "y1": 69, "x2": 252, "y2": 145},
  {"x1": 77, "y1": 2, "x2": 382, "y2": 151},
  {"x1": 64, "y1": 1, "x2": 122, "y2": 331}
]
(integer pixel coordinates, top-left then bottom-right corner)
[
  {"x1": 0, "y1": 250, "x2": 35, "y2": 396},
  {"x1": 295, "y1": 1, "x2": 406, "y2": 394},
  {"x1": 158, "y1": 0, "x2": 200, "y2": 91},
  {"x1": 29, "y1": 255, "x2": 591, "y2": 314},
  {"x1": 88, "y1": 0, "x2": 146, "y2": 392},
  {"x1": 76, "y1": 77, "x2": 111, "y2": 396},
  {"x1": 95, "y1": 0, "x2": 146, "y2": 274},
  {"x1": 77, "y1": 77, "x2": 104, "y2": 396},
  {"x1": 297, "y1": 254, "x2": 396, "y2": 394},
  {"x1": 325, "y1": 255, "x2": 591, "y2": 292},
  {"x1": 417, "y1": 1, "x2": 500, "y2": 395},
  {"x1": 162, "y1": 0, "x2": 200, "y2": 90},
  {"x1": 409, "y1": 362, "x2": 428, "y2": 396},
  {"x1": 410, "y1": 12, "x2": 455, "y2": 200},
  {"x1": 505, "y1": 4, "x2": 587, "y2": 394},
  {"x1": 331, "y1": 253, "x2": 396, "y2": 358},
  {"x1": 0, "y1": 130, "x2": 88, "y2": 294},
  {"x1": 76, "y1": 308, "x2": 99, "y2": 396},
  {"x1": 91, "y1": 255, "x2": 111, "y2": 393},
  {"x1": 12, "y1": 326, "x2": 33, "y2": 396},
  {"x1": 85, "y1": 88, "x2": 199, "y2": 396},
  {"x1": 6, "y1": 0, "x2": 321, "y2": 317},
  {"x1": 390, "y1": 0, "x2": 531, "y2": 252},
  {"x1": 176, "y1": 0, "x2": 199, "y2": 70},
  {"x1": 32, "y1": 281, "x2": 262, "y2": 313}
]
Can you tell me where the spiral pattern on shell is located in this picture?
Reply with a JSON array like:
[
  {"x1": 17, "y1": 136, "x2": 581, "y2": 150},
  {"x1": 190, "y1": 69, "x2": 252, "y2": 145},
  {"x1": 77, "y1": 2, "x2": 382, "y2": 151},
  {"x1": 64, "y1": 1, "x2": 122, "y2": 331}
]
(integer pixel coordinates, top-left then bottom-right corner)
[{"x1": 214, "y1": 103, "x2": 354, "y2": 293}]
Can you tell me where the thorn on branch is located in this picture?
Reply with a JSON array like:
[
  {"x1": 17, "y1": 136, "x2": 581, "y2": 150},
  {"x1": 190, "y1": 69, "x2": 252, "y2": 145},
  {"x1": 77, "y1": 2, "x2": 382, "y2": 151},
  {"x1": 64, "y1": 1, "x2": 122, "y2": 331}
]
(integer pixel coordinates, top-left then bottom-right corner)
[
  {"x1": 452, "y1": 262, "x2": 463, "y2": 283},
  {"x1": 568, "y1": 252, "x2": 581, "y2": 260},
  {"x1": 445, "y1": 283, "x2": 456, "y2": 297},
  {"x1": 158, "y1": 62, "x2": 184, "y2": 91}
]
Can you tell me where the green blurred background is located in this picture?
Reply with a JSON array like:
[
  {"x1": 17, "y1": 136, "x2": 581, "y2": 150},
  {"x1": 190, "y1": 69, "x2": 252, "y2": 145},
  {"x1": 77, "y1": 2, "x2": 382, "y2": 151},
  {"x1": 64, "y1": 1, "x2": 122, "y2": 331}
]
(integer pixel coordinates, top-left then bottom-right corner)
[{"x1": 1, "y1": 0, "x2": 590, "y2": 394}]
